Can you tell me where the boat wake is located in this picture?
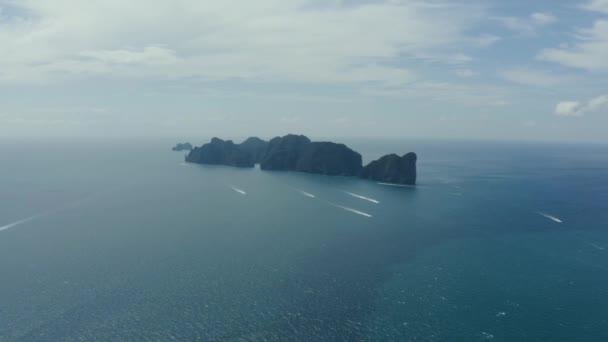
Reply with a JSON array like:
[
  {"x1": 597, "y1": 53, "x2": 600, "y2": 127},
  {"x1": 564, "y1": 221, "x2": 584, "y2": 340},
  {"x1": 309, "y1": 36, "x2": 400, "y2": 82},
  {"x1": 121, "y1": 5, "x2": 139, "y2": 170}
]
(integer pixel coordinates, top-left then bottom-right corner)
[
  {"x1": 589, "y1": 243, "x2": 606, "y2": 251},
  {"x1": 230, "y1": 186, "x2": 247, "y2": 195},
  {"x1": 344, "y1": 191, "x2": 379, "y2": 204},
  {"x1": 0, "y1": 191, "x2": 114, "y2": 234},
  {"x1": 332, "y1": 204, "x2": 373, "y2": 218},
  {"x1": 377, "y1": 182, "x2": 417, "y2": 188},
  {"x1": 538, "y1": 212, "x2": 563, "y2": 223},
  {"x1": 299, "y1": 190, "x2": 315, "y2": 198},
  {"x1": 0, "y1": 214, "x2": 44, "y2": 232}
]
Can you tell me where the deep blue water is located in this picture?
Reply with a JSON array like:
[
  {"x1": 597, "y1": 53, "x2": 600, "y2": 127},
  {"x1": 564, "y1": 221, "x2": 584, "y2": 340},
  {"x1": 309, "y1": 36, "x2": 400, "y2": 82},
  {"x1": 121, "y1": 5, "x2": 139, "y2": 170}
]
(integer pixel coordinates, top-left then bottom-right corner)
[{"x1": 0, "y1": 138, "x2": 607, "y2": 341}]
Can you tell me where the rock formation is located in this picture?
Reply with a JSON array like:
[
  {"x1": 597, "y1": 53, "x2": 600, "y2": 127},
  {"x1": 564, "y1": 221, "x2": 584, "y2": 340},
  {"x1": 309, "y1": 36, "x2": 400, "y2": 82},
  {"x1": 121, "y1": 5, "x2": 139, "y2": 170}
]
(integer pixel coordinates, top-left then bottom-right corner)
[
  {"x1": 238, "y1": 137, "x2": 269, "y2": 164},
  {"x1": 359, "y1": 152, "x2": 417, "y2": 185},
  {"x1": 184, "y1": 134, "x2": 417, "y2": 185},
  {"x1": 260, "y1": 134, "x2": 311, "y2": 171},
  {"x1": 185, "y1": 138, "x2": 255, "y2": 168},
  {"x1": 171, "y1": 142, "x2": 193, "y2": 151}
]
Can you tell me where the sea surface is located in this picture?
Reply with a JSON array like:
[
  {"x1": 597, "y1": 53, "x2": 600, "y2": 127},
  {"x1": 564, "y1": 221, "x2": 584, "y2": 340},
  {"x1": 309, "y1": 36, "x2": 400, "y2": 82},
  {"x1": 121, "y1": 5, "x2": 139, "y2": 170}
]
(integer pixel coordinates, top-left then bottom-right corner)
[{"x1": 0, "y1": 138, "x2": 607, "y2": 341}]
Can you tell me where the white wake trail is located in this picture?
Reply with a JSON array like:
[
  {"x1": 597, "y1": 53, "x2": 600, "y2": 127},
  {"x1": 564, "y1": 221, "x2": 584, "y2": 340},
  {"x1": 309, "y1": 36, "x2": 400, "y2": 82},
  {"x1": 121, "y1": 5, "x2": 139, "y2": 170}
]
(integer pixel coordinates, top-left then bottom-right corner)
[
  {"x1": 0, "y1": 191, "x2": 114, "y2": 234},
  {"x1": 538, "y1": 212, "x2": 563, "y2": 223},
  {"x1": 0, "y1": 214, "x2": 43, "y2": 232},
  {"x1": 377, "y1": 182, "x2": 418, "y2": 188},
  {"x1": 344, "y1": 191, "x2": 379, "y2": 204},
  {"x1": 230, "y1": 186, "x2": 247, "y2": 195},
  {"x1": 299, "y1": 191, "x2": 315, "y2": 198},
  {"x1": 589, "y1": 243, "x2": 606, "y2": 251},
  {"x1": 333, "y1": 204, "x2": 373, "y2": 218}
]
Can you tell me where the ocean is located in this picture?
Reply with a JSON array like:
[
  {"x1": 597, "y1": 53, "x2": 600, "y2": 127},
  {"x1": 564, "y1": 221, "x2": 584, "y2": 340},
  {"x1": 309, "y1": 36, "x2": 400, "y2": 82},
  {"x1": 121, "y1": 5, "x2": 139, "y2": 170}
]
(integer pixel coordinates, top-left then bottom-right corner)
[{"x1": 0, "y1": 138, "x2": 607, "y2": 341}]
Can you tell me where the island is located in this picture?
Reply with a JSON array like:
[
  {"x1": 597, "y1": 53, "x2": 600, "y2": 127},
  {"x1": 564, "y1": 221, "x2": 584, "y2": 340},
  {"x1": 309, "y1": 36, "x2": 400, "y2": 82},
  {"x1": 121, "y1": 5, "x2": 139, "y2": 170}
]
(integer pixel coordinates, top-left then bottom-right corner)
[
  {"x1": 172, "y1": 142, "x2": 193, "y2": 151},
  {"x1": 184, "y1": 134, "x2": 417, "y2": 185}
]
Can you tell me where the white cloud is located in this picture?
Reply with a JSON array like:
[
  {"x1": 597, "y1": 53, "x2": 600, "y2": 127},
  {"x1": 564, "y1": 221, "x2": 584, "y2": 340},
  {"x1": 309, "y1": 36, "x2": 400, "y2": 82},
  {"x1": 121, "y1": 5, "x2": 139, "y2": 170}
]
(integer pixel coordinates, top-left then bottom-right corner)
[
  {"x1": 79, "y1": 47, "x2": 179, "y2": 66},
  {"x1": 582, "y1": 0, "x2": 608, "y2": 13},
  {"x1": 0, "y1": 0, "x2": 487, "y2": 85},
  {"x1": 555, "y1": 101, "x2": 583, "y2": 117},
  {"x1": 588, "y1": 94, "x2": 608, "y2": 111},
  {"x1": 538, "y1": 20, "x2": 608, "y2": 71},
  {"x1": 531, "y1": 13, "x2": 557, "y2": 25},
  {"x1": 499, "y1": 67, "x2": 566, "y2": 87},
  {"x1": 476, "y1": 34, "x2": 501, "y2": 47},
  {"x1": 494, "y1": 12, "x2": 557, "y2": 36},
  {"x1": 455, "y1": 69, "x2": 477, "y2": 78},
  {"x1": 364, "y1": 81, "x2": 510, "y2": 107},
  {"x1": 554, "y1": 95, "x2": 608, "y2": 116}
]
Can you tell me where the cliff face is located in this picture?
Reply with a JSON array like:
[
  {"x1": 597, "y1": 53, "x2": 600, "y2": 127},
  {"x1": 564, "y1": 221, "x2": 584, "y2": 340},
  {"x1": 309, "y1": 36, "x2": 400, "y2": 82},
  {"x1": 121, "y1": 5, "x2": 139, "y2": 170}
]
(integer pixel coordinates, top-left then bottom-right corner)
[
  {"x1": 186, "y1": 138, "x2": 255, "y2": 168},
  {"x1": 359, "y1": 152, "x2": 417, "y2": 185},
  {"x1": 260, "y1": 135, "x2": 362, "y2": 176},
  {"x1": 260, "y1": 134, "x2": 311, "y2": 171},
  {"x1": 295, "y1": 142, "x2": 362, "y2": 176},
  {"x1": 172, "y1": 142, "x2": 193, "y2": 151},
  {"x1": 238, "y1": 137, "x2": 269, "y2": 164}
]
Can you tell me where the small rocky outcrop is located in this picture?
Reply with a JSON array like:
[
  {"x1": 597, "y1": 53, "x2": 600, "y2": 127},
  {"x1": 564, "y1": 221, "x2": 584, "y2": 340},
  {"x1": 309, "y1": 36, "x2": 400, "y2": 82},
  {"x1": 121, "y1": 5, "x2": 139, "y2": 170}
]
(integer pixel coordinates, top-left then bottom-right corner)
[
  {"x1": 185, "y1": 138, "x2": 255, "y2": 168},
  {"x1": 359, "y1": 152, "x2": 417, "y2": 185},
  {"x1": 172, "y1": 142, "x2": 193, "y2": 151}
]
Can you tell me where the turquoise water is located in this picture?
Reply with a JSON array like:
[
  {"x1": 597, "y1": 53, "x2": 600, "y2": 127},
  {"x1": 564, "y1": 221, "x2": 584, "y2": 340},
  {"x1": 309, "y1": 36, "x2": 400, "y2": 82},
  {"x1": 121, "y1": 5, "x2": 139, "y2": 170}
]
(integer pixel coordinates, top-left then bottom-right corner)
[{"x1": 0, "y1": 138, "x2": 607, "y2": 341}]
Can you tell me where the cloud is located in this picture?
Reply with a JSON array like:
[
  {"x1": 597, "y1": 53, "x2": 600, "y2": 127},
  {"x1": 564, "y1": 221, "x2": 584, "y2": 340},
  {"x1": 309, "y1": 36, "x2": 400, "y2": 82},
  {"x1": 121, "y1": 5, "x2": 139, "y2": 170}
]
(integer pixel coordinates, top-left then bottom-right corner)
[
  {"x1": 0, "y1": 0, "x2": 487, "y2": 85},
  {"x1": 79, "y1": 47, "x2": 179, "y2": 66},
  {"x1": 499, "y1": 67, "x2": 567, "y2": 87},
  {"x1": 555, "y1": 101, "x2": 584, "y2": 117},
  {"x1": 538, "y1": 20, "x2": 608, "y2": 71},
  {"x1": 455, "y1": 69, "x2": 477, "y2": 78},
  {"x1": 554, "y1": 95, "x2": 608, "y2": 116},
  {"x1": 531, "y1": 13, "x2": 557, "y2": 25},
  {"x1": 588, "y1": 94, "x2": 608, "y2": 111},
  {"x1": 475, "y1": 34, "x2": 501, "y2": 47},
  {"x1": 494, "y1": 12, "x2": 557, "y2": 36},
  {"x1": 364, "y1": 81, "x2": 510, "y2": 107},
  {"x1": 582, "y1": 0, "x2": 608, "y2": 13}
]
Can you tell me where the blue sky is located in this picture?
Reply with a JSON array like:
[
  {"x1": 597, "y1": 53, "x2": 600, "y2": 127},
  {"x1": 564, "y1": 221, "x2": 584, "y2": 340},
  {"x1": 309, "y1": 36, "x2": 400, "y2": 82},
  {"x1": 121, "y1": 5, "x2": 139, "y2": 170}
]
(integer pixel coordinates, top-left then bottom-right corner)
[{"x1": 0, "y1": 0, "x2": 607, "y2": 142}]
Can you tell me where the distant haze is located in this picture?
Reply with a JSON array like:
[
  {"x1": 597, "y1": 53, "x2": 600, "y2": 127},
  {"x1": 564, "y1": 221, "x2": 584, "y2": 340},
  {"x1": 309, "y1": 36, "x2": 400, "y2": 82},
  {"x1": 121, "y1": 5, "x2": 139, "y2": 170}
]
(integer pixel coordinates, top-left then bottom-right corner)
[{"x1": 0, "y1": 0, "x2": 607, "y2": 142}]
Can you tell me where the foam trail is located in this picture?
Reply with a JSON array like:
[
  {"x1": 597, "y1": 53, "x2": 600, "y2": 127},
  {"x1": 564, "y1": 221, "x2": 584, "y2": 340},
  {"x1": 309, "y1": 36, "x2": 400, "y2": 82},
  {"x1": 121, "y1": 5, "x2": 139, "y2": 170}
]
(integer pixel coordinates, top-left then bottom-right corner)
[
  {"x1": 0, "y1": 214, "x2": 44, "y2": 232},
  {"x1": 230, "y1": 186, "x2": 247, "y2": 195},
  {"x1": 377, "y1": 182, "x2": 417, "y2": 188},
  {"x1": 344, "y1": 191, "x2": 379, "y2": 204},
  {"x1": 333, "y1": 204, "x2": 373, "y2": 218},
  {"x1": 538, "y1": 212, "x2": 563, "y2": 223},
  {"x1": 0, "y1": 192, "x2": 109, "y2": 234},
  {"x1": 179, "y1": 162, "x2": 189, "y2": 166},
  {"x1": 299, "y1": 190, "x2": 315, "y2": 198},
  {"x1": 589, "y1": 243, "x2": 606, "y2": 251}
]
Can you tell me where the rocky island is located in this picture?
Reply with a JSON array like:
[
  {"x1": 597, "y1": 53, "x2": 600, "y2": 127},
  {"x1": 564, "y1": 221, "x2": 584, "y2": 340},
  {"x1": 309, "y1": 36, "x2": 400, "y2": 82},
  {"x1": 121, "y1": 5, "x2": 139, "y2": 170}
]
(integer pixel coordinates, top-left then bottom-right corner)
[
  {"x1": 184, "y1": 134, "x2": 417, "y2": 185},
  {"x1": 172, "y1": 142, "x2": 193, "y2": 151}
]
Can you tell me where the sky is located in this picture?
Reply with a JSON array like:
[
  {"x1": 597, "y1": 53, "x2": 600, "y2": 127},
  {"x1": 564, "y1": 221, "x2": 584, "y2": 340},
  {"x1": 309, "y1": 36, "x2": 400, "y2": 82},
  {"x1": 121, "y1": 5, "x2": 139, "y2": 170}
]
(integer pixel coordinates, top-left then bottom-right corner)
[{"x1": 0, "y1": 0, "x2": 607, "y2": 142}]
